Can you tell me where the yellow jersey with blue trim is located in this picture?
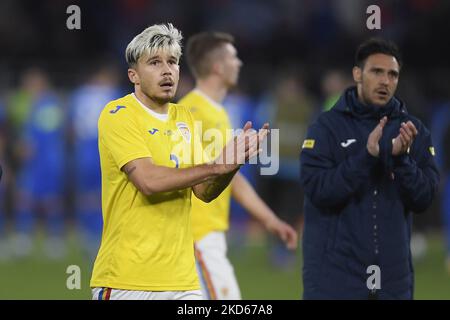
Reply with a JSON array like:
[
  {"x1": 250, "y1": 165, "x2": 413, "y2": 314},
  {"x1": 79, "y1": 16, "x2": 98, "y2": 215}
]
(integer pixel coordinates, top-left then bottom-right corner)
[{"x1": 90, "y1": 93, "x2": 202, "y2": 291}]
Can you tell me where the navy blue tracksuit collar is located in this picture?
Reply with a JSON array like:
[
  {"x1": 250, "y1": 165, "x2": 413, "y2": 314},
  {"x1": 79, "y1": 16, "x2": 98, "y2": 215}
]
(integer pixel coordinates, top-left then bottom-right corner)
[{"x1": 333, "y1": 86, "x2": 406, "y2": 120}]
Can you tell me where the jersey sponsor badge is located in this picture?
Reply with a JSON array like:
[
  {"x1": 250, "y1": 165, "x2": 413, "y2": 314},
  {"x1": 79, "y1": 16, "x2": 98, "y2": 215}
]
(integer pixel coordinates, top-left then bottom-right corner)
[
  {"x1": 176, "y1": 122, "x2": 191, "y2": 143},
  {"x1": 302, "y1": 139, "x2": 315, "y2": 149}
]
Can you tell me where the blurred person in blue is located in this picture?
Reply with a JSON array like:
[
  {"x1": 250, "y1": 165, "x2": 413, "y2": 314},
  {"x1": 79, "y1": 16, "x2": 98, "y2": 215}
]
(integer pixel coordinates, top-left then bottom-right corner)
[
  {"x1": 257, "y1": 71, "x2": 315, "y2": 268},
  {"x1": 299, "y1": 38, "x2": 440, "y2": 299},
  {"x1": 11, "y1": 68, "x2": 67, "y2": 260},
  {"x1": 1, "y1": 70, "x2": 42, "y2": 260},
  {"x1": 67, "y1": 64, "x2": 122, "y2": 261}
]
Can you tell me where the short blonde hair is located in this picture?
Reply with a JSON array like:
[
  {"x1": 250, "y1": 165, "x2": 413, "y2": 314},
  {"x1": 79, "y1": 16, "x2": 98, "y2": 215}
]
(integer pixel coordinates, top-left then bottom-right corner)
[{"x1": 125, "y1": 23, "x2": 183, "y2": 67}]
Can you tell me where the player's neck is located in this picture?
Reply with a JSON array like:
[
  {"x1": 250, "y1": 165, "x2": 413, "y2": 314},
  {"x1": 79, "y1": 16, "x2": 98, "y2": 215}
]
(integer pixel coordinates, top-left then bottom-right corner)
[
  {"x1": 134, "y1": 89, "x2": 169, "y2": 114},
  {"x1": 196, "y1": 79, "x2": 227, "y2": 104}
]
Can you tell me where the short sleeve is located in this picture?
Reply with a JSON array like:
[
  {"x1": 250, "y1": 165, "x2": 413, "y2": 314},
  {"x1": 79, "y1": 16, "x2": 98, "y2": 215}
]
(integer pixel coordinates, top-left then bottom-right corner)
[{"x1": 98, "y1": 107, "x2": 151, "y2": 170}]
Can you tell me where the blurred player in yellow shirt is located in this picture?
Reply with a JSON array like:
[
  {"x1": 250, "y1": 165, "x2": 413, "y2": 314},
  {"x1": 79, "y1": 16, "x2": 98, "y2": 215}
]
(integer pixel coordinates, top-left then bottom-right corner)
[
  {"x1": 179, "y1": 32, "x2": 298, "y2": 300},
  {"x1": 90, "y1": 24, "x2": 268, "y2": 300}
]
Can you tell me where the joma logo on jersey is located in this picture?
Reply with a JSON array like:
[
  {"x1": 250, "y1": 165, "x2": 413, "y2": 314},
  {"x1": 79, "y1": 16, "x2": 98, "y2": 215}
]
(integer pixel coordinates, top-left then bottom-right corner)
[
  {"x1": 109, "y1": 105, "x2": 126, "y2": 114},
  {"x1": 148, "y1": 128, "x2": 159, "y2": 135},
  {"x1": 341, "y1": 139, "x2": 356, "y2": 148}
]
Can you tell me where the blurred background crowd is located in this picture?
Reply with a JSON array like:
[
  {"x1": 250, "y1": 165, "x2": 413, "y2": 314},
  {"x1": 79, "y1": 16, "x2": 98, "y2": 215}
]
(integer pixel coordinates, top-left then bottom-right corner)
[{"x1": 0, "y1": 0, "x2": 449, "y2": 298}]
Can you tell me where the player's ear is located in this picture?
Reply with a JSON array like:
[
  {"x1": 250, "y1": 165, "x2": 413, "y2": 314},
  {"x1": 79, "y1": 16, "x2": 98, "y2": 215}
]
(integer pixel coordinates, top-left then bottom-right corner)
[
  {"x1": 211, "y1": 61, "x2": 224, "y2": 76},
  {"x1": 352, "y1": 66, "x2": 362, "y2": 83},
  {"x1": 128, "y1": 68, "x2": 139, "y2": 85}
]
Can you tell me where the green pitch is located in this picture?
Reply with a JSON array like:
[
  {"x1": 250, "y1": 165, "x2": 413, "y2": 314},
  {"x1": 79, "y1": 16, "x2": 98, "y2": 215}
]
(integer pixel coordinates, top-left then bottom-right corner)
[{"x1": 0, "y1": 232, "x2": 448, "y2": 299}]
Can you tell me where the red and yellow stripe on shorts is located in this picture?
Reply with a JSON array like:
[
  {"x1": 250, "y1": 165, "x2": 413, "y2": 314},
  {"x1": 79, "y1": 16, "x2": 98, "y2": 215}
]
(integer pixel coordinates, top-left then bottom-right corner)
[{"x1": 195, "y1": 247, "x2": 217, "y2": 300}]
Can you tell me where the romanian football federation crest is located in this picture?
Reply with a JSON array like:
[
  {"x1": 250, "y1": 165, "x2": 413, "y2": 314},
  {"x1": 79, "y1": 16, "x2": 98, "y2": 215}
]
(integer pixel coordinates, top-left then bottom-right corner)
[{"x1": 176, "y1": 122, "x2": 191, "y2": 143}]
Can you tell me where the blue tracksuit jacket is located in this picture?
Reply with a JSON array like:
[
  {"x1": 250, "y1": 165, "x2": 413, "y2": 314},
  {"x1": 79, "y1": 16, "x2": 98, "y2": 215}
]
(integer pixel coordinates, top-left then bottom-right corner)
[{"x1": 299, "y1": 87, "x2": 440, "y2": 299}]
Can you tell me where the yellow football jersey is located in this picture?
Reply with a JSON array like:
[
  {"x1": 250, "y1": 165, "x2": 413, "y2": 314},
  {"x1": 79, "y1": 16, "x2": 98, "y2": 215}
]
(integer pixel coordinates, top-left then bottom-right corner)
[
  {"x1": 90, "y1": 93, "x2": 202, "y2": 291},
  {"x1": 178, "y1": 89, "x2": 233, "y2": 241}
]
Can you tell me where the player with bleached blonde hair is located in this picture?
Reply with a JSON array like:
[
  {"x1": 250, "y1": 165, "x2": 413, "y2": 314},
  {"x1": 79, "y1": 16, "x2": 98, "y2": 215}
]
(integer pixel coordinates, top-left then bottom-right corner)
[{"x1": 90, "y1": 23, "x2": 268, "y2": 300}]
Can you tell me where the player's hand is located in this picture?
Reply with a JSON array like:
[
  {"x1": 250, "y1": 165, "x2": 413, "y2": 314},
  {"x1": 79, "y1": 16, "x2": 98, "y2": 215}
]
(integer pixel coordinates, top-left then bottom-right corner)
[
  {"x1": 215, "y1": 121, "x2": 269, "y2": 173},
  {"x1": 392, "y1": 121, "x2": 417, "y2": 156},
  {"x1": 265, "y1": 216, "x2": 298, "y2": 250},
  {"x1": 367, "y1": 116, "x2": 387, "y2": 157},
  {"x1": 239, "y1": 121, "x2": 269, "y2": 163}
]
